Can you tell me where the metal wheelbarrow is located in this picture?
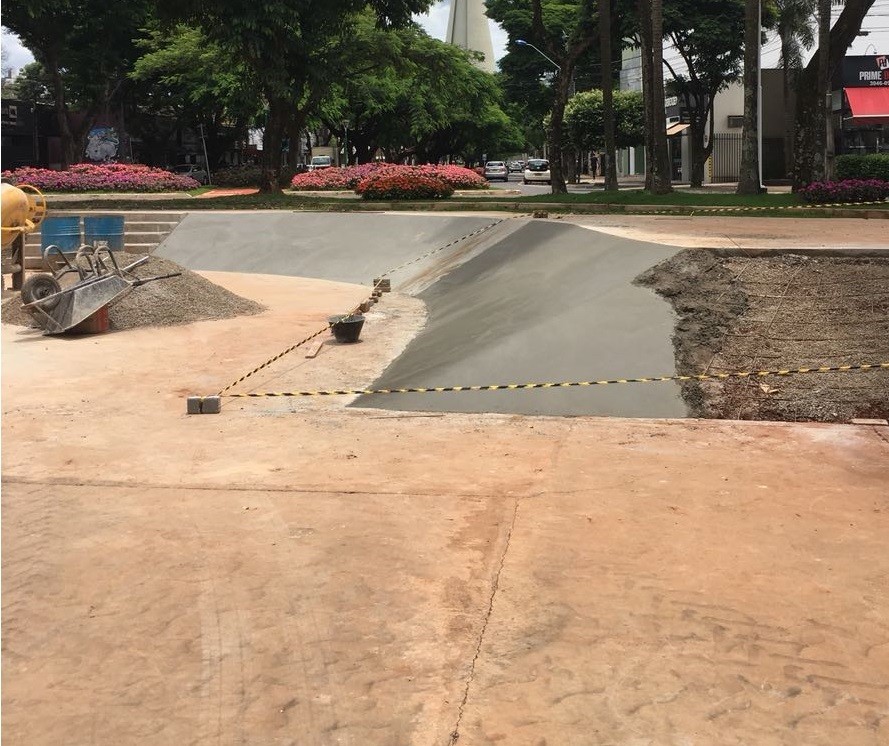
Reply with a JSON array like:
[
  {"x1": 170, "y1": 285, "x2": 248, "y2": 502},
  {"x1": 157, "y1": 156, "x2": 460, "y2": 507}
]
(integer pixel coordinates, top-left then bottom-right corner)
[{"x1": 21, "y1": 243, "x2": 181, "y2": 335}]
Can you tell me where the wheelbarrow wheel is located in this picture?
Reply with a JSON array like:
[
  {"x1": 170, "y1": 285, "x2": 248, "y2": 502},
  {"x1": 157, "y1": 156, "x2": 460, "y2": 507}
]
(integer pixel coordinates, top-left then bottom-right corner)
[{"x1": 21, "y1": 273, "x2": 62, "y2": 310}]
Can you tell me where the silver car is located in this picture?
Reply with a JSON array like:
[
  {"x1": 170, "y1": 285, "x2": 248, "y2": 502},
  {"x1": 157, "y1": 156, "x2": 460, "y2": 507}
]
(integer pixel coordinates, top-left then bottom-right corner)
[
  {"x1": 523, "y1": 159, "x2": 551, "y2": 185},
  {"x1": 174, "y1": 164, "x2": 209, "y2": 184},
  {"x1": 484, "y1": 161, "x2": 509, "y2": 182}
]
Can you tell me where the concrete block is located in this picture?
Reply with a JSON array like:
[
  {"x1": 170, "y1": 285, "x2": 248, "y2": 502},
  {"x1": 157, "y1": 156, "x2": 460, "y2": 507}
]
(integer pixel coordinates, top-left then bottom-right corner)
[
  {"x1": 186, "y1": 396, "x2": 222, "y2": 414},
  {"x1": 851, "y1": 418, "x2": 888, "y2": 426},
  {"x1": 202, "y1": 396, "x2": 222, "y2": 414}
]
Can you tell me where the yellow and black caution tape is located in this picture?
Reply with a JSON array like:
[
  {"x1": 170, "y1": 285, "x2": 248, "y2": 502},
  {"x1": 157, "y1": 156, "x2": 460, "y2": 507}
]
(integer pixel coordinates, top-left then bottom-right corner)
[
  {"x1": 215, "y1": 218, "x2": 509, "y2": 396},
  {"x1": 689, "y1": 199, "x2": 888, "y2": 214},
  {"x1": 225, "y1": 362, "x2": 889, "y2": 398},
  {"x1": 376, "y1": 218, "x2": 505, "y2": 278}
]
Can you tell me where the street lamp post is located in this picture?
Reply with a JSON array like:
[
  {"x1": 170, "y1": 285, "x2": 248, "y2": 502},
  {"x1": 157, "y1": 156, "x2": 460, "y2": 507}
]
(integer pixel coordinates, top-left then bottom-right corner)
[
  {"x1": 516, "y1": 39, "x2": 574, "y2": 95},
  {"x1": 341, "y1": 120, "x2": 350, "y2": 167}
]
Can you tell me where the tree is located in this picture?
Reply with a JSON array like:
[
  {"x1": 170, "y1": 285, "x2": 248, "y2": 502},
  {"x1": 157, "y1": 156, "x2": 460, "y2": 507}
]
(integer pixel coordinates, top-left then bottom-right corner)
[
  {"x1": 600, "y1": 0, "x2": 618, "y2": 189},
  {"x1": 663, "y1": 0, "x2": 747, "y2": 187},
  {"x1": 736, "y1": 0, "x2": 762, "y2": 194},
  {"x1": 776, "y1": 0, "x2": 816, "y2": 176},
  {"x1": 317, "y1": 18, "x2": 521, "y2": 165},
  {"x1": 564, "y1": 89, "x2": 644, "y2": 152},
  {"x1": 487, "y1": 0, "x2": 598, "y2": 193},
  {"x1": 793, "y1": 0, "x2": 875, "y2": 188},
  {"x1": 166, "y1": 0, "x2": 432, "y2": 192},
  {"x1": 634, "y1": 0, "x2": 672, "y2": 192},
  {"x1": 129, "y1": 24, "x2": 261, "y2": 167},
  {"x1": 4, "y1": 0, "x2": 150, "y2": 167}
]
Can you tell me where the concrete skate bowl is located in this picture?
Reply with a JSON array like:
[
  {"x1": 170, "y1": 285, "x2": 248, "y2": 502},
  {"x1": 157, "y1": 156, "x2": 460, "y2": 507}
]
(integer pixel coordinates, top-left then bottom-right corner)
[
  {"x1": 157, "y1": 212, "x2": 686, "y2": 418},
  {"x1": 354, "y1": 219, "x2": 686, "y2": 417}
]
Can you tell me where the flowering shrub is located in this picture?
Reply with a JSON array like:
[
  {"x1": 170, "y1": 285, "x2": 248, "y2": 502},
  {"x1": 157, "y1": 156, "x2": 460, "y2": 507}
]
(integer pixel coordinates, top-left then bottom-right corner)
[
  {"x1": 213, "y1": 165, "x2": 296, "y2": 187},
  {"x1": 290, "y1": 163, "x2": 487, "y2": 192},
  {"x1": 1, "y1": 163, "x2": 199, "y2": 192},
  {"x1": 356, "y1": 173, "x2": 454, "y2": 200},
  {"x1": 798, "y1": 178, "x2": 889, "y2": 204}
]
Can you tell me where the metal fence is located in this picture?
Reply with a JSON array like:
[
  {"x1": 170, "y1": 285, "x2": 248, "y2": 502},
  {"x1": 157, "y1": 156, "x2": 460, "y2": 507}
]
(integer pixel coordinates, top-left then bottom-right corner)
[
  {"x1": 711, "y1": 132, "x2": 742, "y2": 183},
  {"x1": 711, "y1": 133, "x2": 788, "y2": 183}
]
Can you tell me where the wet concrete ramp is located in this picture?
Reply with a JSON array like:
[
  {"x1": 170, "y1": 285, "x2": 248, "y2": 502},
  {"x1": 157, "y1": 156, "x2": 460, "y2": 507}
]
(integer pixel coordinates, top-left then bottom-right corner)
[
  {"x1": 357, "y1": 220, "x2": 686, "y2": 417},
  {"x1": 155, "y1": 212, "x2": 498, "y2": 284}
]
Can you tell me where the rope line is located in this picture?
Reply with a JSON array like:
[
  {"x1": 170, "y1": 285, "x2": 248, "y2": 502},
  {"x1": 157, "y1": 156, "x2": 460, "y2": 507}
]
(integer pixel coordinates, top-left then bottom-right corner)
[
  {"x1": 223, "y1": 362, "x2": 889, "y2": 399},
  {"x1": 215, "y1": 217, "x2": 508, "y2": 395}
]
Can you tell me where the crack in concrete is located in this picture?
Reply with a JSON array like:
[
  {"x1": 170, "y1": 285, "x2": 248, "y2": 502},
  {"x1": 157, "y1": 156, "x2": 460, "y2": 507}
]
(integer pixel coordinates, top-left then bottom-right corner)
[{"x1": 448, "y1": 494, "x2": 520, "y2": 744}]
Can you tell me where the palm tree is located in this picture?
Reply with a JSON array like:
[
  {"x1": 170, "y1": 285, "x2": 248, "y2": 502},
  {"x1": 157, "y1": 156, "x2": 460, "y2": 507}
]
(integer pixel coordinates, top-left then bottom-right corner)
[
  {"x1": 777, "y1": 0, "x2": 816, "y2": 176},
  {"x1": 600, "y1": 0, "x2": 618, "y2": 190}
]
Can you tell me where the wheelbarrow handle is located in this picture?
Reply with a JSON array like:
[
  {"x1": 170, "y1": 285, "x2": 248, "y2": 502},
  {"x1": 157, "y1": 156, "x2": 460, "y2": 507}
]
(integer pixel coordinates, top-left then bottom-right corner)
[{"x1": 131, "y1": 272, "x2": 182, "y2": 287}]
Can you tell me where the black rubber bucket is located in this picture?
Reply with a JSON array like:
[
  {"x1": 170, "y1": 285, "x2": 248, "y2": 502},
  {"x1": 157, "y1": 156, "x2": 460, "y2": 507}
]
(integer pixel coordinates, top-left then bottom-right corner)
[{"x1": 328, "y1": 314, "x2": 365, "y2": 343}]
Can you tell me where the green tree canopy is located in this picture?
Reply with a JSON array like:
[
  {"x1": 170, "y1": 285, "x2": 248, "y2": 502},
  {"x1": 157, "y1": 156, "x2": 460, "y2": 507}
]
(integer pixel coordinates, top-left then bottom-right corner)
[
  {"x1": 564, "y1": 89, "x2": 644, "y2": 151},
  {"x1": 319, "y1": 18, "x2": 522, "y2": 164}
]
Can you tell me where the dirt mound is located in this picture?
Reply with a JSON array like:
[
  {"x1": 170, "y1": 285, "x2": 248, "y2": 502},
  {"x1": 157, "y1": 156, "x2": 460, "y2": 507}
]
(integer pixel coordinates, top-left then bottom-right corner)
[
  {"x1": 638, "y1": 250, "x2": 889, "y2": 422},
  {"x1": 1, "y1": 253, "x2": 264, "y2": 331}
]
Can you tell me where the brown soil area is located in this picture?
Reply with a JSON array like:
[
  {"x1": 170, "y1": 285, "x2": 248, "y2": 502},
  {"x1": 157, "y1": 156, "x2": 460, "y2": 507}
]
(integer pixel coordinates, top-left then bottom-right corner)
[
  {"x1": 1, "y1": 253, "x2": 264, "y2": 331},
  {"x1": 638, "y1": 251, "x2": 889, "y2": 422}
]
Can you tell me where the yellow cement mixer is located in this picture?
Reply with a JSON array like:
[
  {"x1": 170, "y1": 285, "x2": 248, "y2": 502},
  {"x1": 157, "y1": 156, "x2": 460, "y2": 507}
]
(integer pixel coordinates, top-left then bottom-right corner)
[{"x1": 2, "y1": 182, "x2": 47, "y2": 289}]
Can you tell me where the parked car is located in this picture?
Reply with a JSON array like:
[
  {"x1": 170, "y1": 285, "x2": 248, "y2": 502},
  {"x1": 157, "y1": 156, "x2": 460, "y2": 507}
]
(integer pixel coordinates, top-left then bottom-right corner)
[
  {"x1": 523, "y1": 159, "x2": 551, "y2": 185},
  {"x1": 174, "y1": 164, "x2": 209, "y2": 185},
  {"x1": 484, "y1": 160, "x2": 509, "y2": 182},
  {"x1": 508, "y1": 160, "x2": 525, "y2": 173},
  {"x1": 308, "y1": 155, "x2": 333, "y2": 171}
]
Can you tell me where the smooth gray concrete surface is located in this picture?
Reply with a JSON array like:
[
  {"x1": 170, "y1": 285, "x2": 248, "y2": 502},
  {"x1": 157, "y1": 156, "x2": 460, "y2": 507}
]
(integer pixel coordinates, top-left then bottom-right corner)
[
  {"x1": 159, "y1": 212, "x2": 685, "y2": 417},
  {"x1": 156, "y1": 212, "x2": 499, "y2": 285},
  {"x1": 356, "y1": 220, "x2": 686, "y2": 417}
]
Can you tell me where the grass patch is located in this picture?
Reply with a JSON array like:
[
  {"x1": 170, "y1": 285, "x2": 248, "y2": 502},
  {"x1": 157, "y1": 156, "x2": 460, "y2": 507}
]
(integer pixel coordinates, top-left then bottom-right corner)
[
  {"x1": 510, "y1": 190, "x2": 803, "y2": 207},
  {"x1": 43, "y1": 189, "x2": 888, "y2": 216}
]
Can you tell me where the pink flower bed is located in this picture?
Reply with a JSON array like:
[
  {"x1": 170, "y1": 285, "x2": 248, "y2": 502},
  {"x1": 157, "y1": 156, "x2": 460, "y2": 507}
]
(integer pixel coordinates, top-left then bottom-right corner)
[
  {"x1": 290, "y1": 163, "x2": 487, "y2": 192},
  {"x1": 356, "y1": 173, "x2": 454, "y2": 200},
  {"x1": 1, "y1": 163, "x2": 200, "y2": 192},
  {"x1": 798, "y1": 178, "x2": 889, "y2": 204}
]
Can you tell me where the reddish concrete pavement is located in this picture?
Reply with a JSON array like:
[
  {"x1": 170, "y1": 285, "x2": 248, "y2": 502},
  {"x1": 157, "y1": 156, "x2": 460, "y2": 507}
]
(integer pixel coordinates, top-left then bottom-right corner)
[{"x1": 3, "y1": 269, "x2": 888, "y2": 745}]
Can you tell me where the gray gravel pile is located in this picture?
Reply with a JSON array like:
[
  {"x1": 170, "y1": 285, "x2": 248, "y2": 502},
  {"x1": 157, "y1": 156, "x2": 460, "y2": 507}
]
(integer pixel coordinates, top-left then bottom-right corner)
[{"x1": 1, "y1": 252, "x2": 265, "y2": 331}]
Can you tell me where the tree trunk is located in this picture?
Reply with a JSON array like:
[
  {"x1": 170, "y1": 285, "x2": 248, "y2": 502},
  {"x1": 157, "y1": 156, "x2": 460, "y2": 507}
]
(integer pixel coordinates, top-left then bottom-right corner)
[
  {"x1": 781, "y1": 37, "x2": 795, "y2": 178},
  {"x1": 650, "y1": 0, "x2": 672, "y2": 193},
  {"x1": 47, "y1": 51, "x2": 76, "y2": 168},
  {"x1": 548, "y1": 69, "x2": 573, "y2": 194},
  {"x1": 689, "y1": 117, "x2": 707, "y2": 187},
  {"x1": 814, "y1": 0, "x2": 830, "y2": 181},
  {"x1": 601, "y1": 0, "x2": 618, "y2": 191},
  {"x1": 261, "y1": 98, "x2": 286, "y2": 193},
  {"x1": 737, "y1": 0, "x2": 762, "y2": 194},
  {"x1": 637, "y1": 0, "x2": 655, "y2": 191},
  {"x1": 793, "y1": 0, "x2": 875, "y2": 188}
]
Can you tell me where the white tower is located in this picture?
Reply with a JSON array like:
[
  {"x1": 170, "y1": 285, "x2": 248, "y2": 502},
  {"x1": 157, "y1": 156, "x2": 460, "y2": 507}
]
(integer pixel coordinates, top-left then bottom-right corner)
[{"x1": 446, "y1": 0, "x2": 496, "y2": 74}]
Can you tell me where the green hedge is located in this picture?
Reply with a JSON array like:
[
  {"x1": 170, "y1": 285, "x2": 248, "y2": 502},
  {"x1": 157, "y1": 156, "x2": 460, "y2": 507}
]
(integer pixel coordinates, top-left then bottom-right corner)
[
  {"x1": 213, "y1": 165, "x2": 296, "y2": 187},
  {"x1": 835, "y1": 154, "x2": 889, "y2": 180}
]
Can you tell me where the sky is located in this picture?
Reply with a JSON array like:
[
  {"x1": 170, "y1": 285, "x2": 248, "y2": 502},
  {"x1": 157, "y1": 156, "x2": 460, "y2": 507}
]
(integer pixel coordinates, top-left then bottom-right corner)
[{"x1": 3, "y1": 0, "x2": 889, "y2": 76}]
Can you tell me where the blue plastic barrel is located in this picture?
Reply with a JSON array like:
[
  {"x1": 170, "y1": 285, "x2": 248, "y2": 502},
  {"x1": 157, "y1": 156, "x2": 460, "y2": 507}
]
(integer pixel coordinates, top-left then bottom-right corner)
[
  {"x1": 40, "y1": 216, "x2": 81, "y2": 254},
  {"x1": 84, "y1": 215, "x2": 126, "y2": 250}
]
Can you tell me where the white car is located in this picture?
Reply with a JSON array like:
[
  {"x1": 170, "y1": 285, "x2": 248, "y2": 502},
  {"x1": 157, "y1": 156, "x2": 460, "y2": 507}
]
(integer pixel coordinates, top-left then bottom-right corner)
[
  {"x1": 523, "y1": 159, "x2": 551, "y2": 185},
  {"x1": 308, "y1": 155, "x2": 333, "y2": 171}
]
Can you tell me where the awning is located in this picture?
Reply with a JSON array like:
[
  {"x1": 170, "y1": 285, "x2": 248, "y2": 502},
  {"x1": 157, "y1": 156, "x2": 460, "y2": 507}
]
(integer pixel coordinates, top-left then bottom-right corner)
[
  {"x1": 845, "y1": 87, "x2": 889, "y2": 125},
  {"x1": 666, "y1": 122, "x2": 690, "y2": 136}
]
